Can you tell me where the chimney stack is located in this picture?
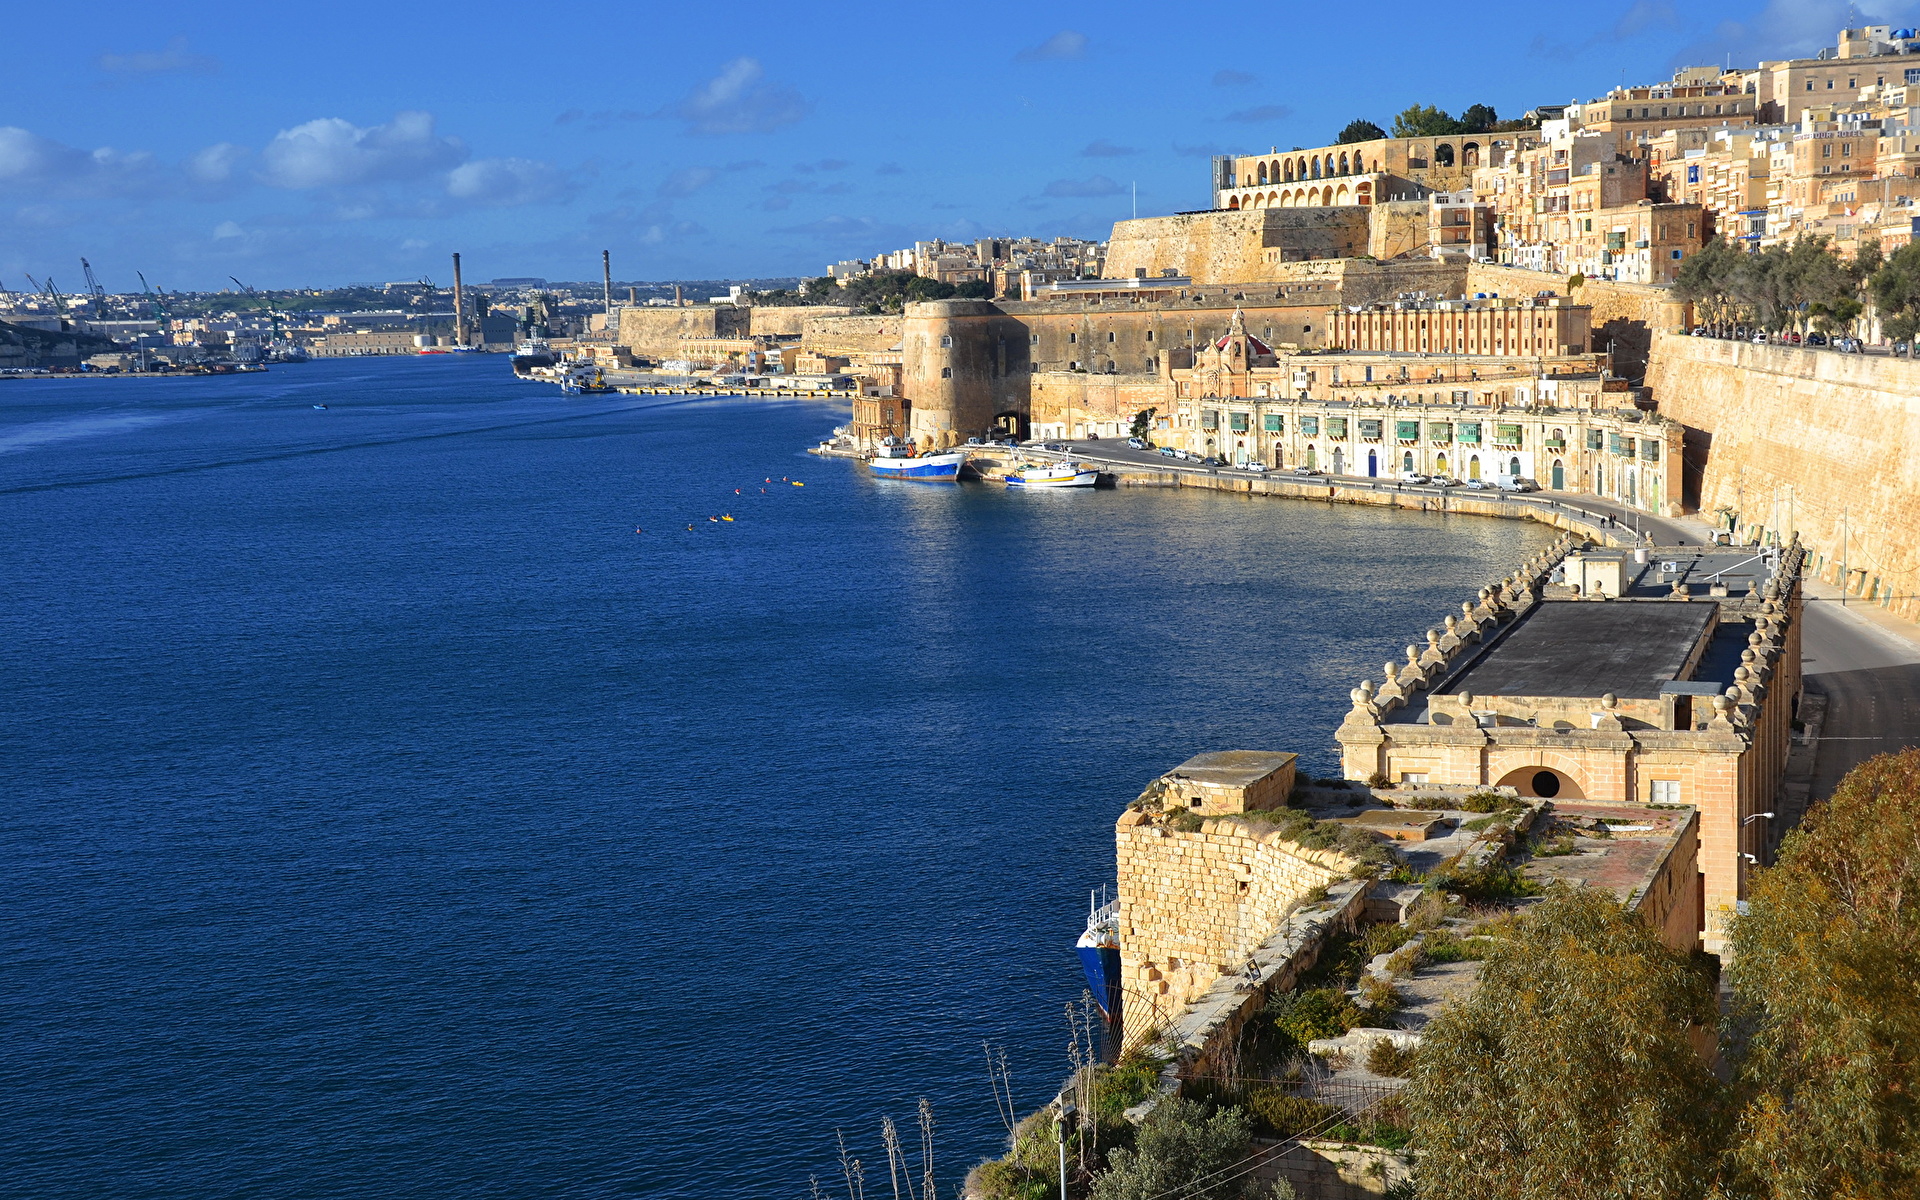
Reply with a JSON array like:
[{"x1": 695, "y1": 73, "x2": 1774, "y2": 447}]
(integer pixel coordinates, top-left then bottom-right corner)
[
  {"x1": 674, "y1": 284, "x2": 684, "y2": 307},
  {"x1": 452, "y1": 252, "x2": 467, "y2": 347},
  {"x1": 602, "y1": 250, "x2": 612, "y2": 316}
]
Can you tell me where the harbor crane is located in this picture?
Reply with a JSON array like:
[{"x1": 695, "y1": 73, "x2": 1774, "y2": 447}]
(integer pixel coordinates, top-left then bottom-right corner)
[
  {"x1": 137, "y1": 272, "x2": 170, "y2": 324},
  {"x1": 80, "y1": 258, "x2": 107, "y2": 319},
  {"x1": 23, "y1": 273, "x2": 72, "y2": 320},
  {"x1": 229, "y1": 276, "x2": 285, "y2": 342}
]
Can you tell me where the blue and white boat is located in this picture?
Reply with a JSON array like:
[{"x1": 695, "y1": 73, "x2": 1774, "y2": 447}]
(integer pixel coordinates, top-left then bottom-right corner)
[
  {"x1": 868, "y1": 438, "x2": 964, "y2": 481},
  {"x1": 1076, "y1": 891, "x2": 1122, "y2": 1024}
]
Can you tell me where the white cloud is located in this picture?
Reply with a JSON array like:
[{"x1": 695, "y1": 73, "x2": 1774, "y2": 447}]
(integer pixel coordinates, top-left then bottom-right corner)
[
  {"x1": 446, "y1": 157, "x2": 569, "y2": 206},
  {"x1": 0, "y1": 127, "x2": 157, "y2": 196},
  {"x1": 656, "y1": 59, "x2": 809, "y2": 135},
  {"x1": 260, "y1": 111, "x2": 466, "y2": 189},
  {"x1": 212, "y1": 220, "x2": 245, "y2": 239},
  {"x1": 186, "y1": 142, "x2": 247, "y2": 185},
  {"x1": 1016, "y1": 31, "x2": 1088, "y2": 62},
  {"x1": 96, "y1": 36, "x2": 219, "y2": 76}
]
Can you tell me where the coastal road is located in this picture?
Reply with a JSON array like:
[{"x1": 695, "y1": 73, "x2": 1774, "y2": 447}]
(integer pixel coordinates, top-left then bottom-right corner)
[{"x1": 1040, "y1": 439, "x2": 1920, "y2": 810}]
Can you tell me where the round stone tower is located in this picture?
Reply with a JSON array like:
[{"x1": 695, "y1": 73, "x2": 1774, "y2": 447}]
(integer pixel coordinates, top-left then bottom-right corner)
[{"x1": 901, "y1": 300, "x2": 1030, "y2": 447}]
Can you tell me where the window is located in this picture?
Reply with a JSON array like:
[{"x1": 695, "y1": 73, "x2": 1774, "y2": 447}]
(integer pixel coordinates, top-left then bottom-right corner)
[
  {"x1": 1823, "y1": 143, "x2": 1833, "y2": 158},
  {"x1": 1106, "y1": 332, "x2": 1115, "y2": 342},
  {"x1": 1029, "y1": 334, "x2": 1038, "y2": 345},
  {"x1": 1842, "y1": 143, "x2": 1852, "y2": 157},
  {"x1": 1146, "y1": 330, "x2": 1154, "y2": 341},
  {"x1": 1068, "y1": 332, "x2": 1077, "y2": 343},
  {"x1": 1400, "y1": 772, "x2": 1429, "y2": 785},
  {"x1": 1263, "y1": 414, "x2": 1283, "y2": 432},
  {"x1": 1650, "y1": 779, "x2": 1680, "y2": 804},
  {"x1": 940, "y1": 335, "x2": 952, "y2": 348},
  {"x1": 940, "y1": 367, "x2": 951, "y2": 378}
]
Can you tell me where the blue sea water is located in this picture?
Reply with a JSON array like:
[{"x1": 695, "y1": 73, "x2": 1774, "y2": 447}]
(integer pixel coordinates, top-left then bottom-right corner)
[{"x1": 1, "y1": 356, "x2": 1552, "y2": 1199}]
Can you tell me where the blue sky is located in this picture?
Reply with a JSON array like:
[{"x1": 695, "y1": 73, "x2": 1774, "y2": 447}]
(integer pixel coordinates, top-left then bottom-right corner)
[{"x1": 0, "y1": 0, "x2": 1900, "y2": 290}]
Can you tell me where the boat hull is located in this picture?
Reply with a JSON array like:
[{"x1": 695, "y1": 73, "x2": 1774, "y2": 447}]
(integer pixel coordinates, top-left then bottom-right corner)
[
  {"x1": 869, "y1": 452, "x2": 963, "y2": 481},
  {"x1": 1008, "y1": 468, "x2": 1098, "y2": 488},
  {"x1": 1076, "y1": 942, "x2": 1122, "y2": 1021}
]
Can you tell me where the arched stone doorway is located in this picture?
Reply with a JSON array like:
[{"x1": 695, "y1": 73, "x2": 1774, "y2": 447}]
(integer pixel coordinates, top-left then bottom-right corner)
[
  {"x1": 1402, "y1": 450, "x2": 1415, "y2": 472},
  {"x1": 992, "y1": 411, "x2": 1028, "y2": 440},
  {"x1": 1435, "y1": 452, "x2": 1449, "y2": 476},
  {"x1": 1332, "y1": 446, "x2": 1345, "y2": 474},
  {"x1": 1509, "y1": 455, "x2": 1521, "y2": 477},
  {"x1": 1367, "y1": 449, "x2": 1378, "y2": 477},
  {"x1": 1551, "y1": 459, "x2": 1565, "y2": 490},
  {"x1": 1468, "y1": 454, "x2": 1481, "y2": 480},
  {"x1": 1496, "y1": 765, "x2": 1586, "y2": 800},
  {"x1": 1305, "y1": 444, "x2": 1317, "y2": 470}
]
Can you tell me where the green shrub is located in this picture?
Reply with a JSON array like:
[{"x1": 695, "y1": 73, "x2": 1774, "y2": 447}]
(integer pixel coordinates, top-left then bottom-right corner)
[
  {"x1": 1420, "y1": 930, "x2": 1492, "y2": 963},
  {"x1": 1427, "y1": 855, "x2": 1540, "y2": 901},
  {"x1": 1242, "y1": 1086, "x2": 1344, "y2": 1139},
  {"x1": 1360, "y1": 975, "x2": 1403, "y2": 1012},
  {"x1": 1366, "y1": 1038, "x2": 1418, "y2": 1077},
  {"x1": 1269, "y1": 987, "x2": 1362, "y2": 1052},
  {"x1": 1459, "y1": 790, "x2": 1522, "y2": 814},
  {"x1": 1089, "y1": 1098, "x2": 1263, "y2": 1200},
  {"x1": 1362, "y1": 923, "x2": 1414, "y2": 958},
  {"x1": 1384, "y1": 943, "x2": 1423, "y2": 976},
  {"x1": 1533, "y1": 832, "x2": 1579, "y2": 857}
]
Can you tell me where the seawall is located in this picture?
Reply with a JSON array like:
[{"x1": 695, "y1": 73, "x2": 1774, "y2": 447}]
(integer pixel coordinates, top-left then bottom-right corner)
[{"x1": 1645, "y1": 332, "x2": 1920, "y2": 621}]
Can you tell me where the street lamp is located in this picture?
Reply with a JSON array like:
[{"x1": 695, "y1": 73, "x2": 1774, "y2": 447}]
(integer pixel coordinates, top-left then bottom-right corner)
[{"x1": 1054, "y1": 1101, "x2": 1077, "y2": 1200}]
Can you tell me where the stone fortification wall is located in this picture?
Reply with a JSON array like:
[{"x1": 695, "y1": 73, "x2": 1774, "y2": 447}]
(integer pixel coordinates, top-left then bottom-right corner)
[
  {"x1": 750, "y1": 305, "x2": 851, "y2": 337},
  {"x1": 899, "y1": 300, "x2": 1032, "y2": 445},
  {"x1": 1029, "y1": 372, "x2": 1166, "y2": 439},
  {"x1": 1104, "y1": 209, "x2": 1371, "y2": 284},
  {"x1": 1646, "y1": 332, "x2": 1920, "y2": 620},
  {"x1": 616, "y1": 305, "x2": 750, "y2": 357},
  {"x1": 1465, "y1": 264, "x2": 1689, "y2": 374},
  {"x1": 800, "y1": 313, "x2": 901, "y2": 355},
  {"x1": 1116, "y1": 809, "x2": 1356, "y2": 1049},
  {"x1": 1366, "y1": 200, "x2": 1431, "y2": 261}
]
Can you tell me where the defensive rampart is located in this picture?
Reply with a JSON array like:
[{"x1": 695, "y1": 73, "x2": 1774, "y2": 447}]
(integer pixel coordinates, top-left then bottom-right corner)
[
  {"x1": 1104, "y1": 209, "x2": 1371, "y2": 284},
  {"x1": 1645, "y1": 332, "x2": 1920, "y2": 621},
  {"x1": 799, "y1": 313, "x2": 901, "y2": 355},
  {"x1": 616, "y1": 305, "x2": 750, "y2": 358}
]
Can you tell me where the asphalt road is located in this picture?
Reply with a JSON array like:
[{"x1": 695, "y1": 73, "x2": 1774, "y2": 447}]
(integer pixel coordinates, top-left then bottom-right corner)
[{"x1": 1043, "y1": 439, "x2": 1920, "y2": 806}]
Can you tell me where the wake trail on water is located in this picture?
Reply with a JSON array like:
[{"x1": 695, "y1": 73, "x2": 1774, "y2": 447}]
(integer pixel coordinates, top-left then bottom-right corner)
[{"x1": 0, "y1": 396, "x2": 718, "y2": 496}]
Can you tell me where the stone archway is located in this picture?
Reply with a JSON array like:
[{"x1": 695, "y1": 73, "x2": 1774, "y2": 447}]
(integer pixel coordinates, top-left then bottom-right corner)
[
  {"x1": 1469, "y1": 454, "x2": 1481, "y2": 480},
  {"x1": 1495, "y1": 765, "x2": 1587, "y2": 800},
  {"x1": 1332, "y1": 446, "x2": 1345, "y2": 474}
]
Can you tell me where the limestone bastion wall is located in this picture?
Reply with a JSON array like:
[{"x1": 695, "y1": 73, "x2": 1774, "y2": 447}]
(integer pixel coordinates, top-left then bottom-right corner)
[
  {"x1": 1103, "y1": 209, "x2": 1371, "y2": 285},
  {"x1": 1646, "y1": 331, "x2": 1920, "y2": 622},
  {"x1": 798, "y1": 313, "x2": 901, "y2": 355},
  {"x1": 749, "y1": 305, "x2": 852, "y2": 338},
  {"x1": 1116, "y1": 810, "x2": 1357, "y2": 1049},
  {"x1": 615, "y1": 305, "x2": 750, "y2": 358}
]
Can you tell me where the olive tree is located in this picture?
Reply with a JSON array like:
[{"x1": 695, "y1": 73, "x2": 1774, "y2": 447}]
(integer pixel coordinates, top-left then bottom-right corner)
[
  {"x1": 1402, "y1": 886, "x2": 1724, "y2": 1200},
  {"x1": 1723, "y1": 748, "x2": 1920, "y2": 1200}
]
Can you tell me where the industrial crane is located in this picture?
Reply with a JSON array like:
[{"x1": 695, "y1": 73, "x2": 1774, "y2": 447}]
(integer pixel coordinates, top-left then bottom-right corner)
[
  {"x1": 137, "y1": 272, "x2": 170, "y2": 324},
  {"x1": 80, "y1": 258, "x2": 107, "y2": 320},
  {"x1": 23, "y1": 273, "x2": 71, "y2": 320},
  {"x1": 229, "y1": 276, "x2": 285, "y2": 342}
]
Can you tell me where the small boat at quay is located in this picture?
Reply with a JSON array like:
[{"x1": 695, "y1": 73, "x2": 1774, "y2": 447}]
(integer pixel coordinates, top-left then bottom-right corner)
[
  {"x1": 1007, "y1": 463, "x2": 1098, "y2": 488},
  {"x1": 1076, "y1": 891, "x2": 1122, "y2": 1023},
  {"x1": 868, "y1": 438, "x2": 963, "y2": 481}
]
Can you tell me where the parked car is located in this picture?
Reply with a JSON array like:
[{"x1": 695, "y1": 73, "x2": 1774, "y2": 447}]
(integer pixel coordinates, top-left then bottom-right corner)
[
  {"x1": 1042, "y1": 442, "x2": 1066, "y2": 452},
  {"x1": 1398, "y1": 470, "x2": 1431, "y2": 484},
  {"x1": 965, "y1": 436, "x2": 983, "y2": 445},
  {"x1": 1431, "y1": 475, "x2": 1461, "y2": 487},
  {"x1": 1158, "y1": 446, "x2": 1178, "y2": 457},
  {"x1": 1463, "y1": 479, "x2": 1493, "y2": 490},
  {"x1": 1750, "y1": 333, "x2": 1768, "y2": 344},
  {"x1": 1496, "y1": 476, "x2": 1539, "y2": 492},
  {"x1": 1127, "y1": 437, "x2": 1148, "y2": 449},
  {"x1": 1244, "y1": 462, "x2": 1268, "y2": 473},
  {"x1": 1201, "y1": 456, "x2": 1222, "y2": 467},
  {"x1": 1807, "y1": 333, "x2": 1827, "y2": 347},
  {"x1": 1291, "y1": 466, "x2": 1322, "y2": 476}
]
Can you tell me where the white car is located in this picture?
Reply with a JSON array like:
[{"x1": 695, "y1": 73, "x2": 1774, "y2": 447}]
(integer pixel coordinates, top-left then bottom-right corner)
[
  {"x1": 1463, "y1": 479, "x2": 1493, "y2": 490},
  {"x1": 1398, "y1": 470, "x2": 1431, "y2": 484},
  {"x1": 1243, "y1": 462, "x2": 1268, "y2": 473}
]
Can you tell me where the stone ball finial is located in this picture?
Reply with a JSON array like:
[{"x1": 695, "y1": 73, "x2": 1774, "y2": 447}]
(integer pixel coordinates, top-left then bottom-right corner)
[
  {"x1": 1713, "y1": 694, "x2": 1734, "y2": 714},
  {"x1": 1406, "y1": 645, "x2": 1422, "y2": 666},
  {"x1": 1459, "y1": 690, "x2": 1475, "y2": 707},
  {"x1": 1740, "y1": 648, "x2": 1756, "y2": 663},
  {"x1": 1445, "y1": 614, "x2": 1459, "y2": 632},
  {"x1": 1734, "y1": 666, "x2": 1751, "y2": 683},
  {"x1": 1749, "y1": 631, "x2": 1765, "y2": 647},
  {"x1": 1427, "y1": 628, "x2": 1442, "y2": 648},
  {"x1": 1601, "y1": 692, "x2": 1618, "y2": 709},
  {"x1": 1360, "y1": 679, "x2": 1376, "y2": 697},
  {"x1": 1386, "y1": 662, "x2": 1400, "y2": 681}
]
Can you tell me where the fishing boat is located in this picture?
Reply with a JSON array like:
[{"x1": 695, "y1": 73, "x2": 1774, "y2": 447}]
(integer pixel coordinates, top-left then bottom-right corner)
[
  {"x1": 1076, "y1": 891, "x2": 1122, "y2": 1024},
  {"x1": 867, "y1": 438, "x2": 963, "y2": 482},
  {"x1": 1007, "y1": 462, "x2": 1098, "y2": 488},
  {"x1": 509, "y1": 341, "x2": 555, "y2": 376},
  {"x1": 559, "y1": 367, "x2": 616, "y2": 395}
]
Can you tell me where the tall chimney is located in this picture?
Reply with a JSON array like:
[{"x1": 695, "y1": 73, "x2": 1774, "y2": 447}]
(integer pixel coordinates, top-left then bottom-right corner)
[
  {"x1": 628, "y1": 286, "x2": 637, "y2": 303},
  {"x1": 452, "y1": 252, "x2": 467, "y2": 347},
  {"x1": 674, "y1": 284, "x2": 683, "y2": 307},
  {"x1": 602, "y1": 250, "x2": 612, "y2": 316}
]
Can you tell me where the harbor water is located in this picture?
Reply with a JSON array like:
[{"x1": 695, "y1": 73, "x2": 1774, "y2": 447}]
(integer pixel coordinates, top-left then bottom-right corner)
[{"x1": 1, "y1": 356, "x2": 1553, "y2": 1198}]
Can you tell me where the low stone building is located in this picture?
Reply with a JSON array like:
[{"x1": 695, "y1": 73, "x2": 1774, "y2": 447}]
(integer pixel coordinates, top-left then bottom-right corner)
[{"x1": 1335, "y1": 537, "x2": 1805, "y2": 953}]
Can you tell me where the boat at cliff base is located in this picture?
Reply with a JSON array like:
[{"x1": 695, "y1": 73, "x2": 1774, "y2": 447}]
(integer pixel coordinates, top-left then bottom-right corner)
[
  {"x1": 1076, "y1": 893, "x2": 1122, "y2": 1023},
  {"x1": 1007, "y1": 463, "x2": 1098, "y2": 488},
  {"x1": 868, "y1": 438, "x2": 963, "y2": 481}
]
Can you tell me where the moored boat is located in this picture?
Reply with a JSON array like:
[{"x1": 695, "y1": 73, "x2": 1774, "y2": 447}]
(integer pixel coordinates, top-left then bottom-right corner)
[
  {"x1": 1076, "y1": 892, "x2": 1122, "y2": 1024},
  {"x1": 868, "y1": 438, "x2": 963, "y2": 481},
  {"x1": 1007, "y1": 462, "x2": 1098, "y2": 488}
]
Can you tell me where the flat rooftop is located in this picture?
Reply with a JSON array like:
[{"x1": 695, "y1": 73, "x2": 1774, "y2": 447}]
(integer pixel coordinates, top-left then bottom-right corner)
[
  {"x1": 1441, "y1": 601, "x2": 1716, "y2": 699},
  {"x1": 1614, "y1": 547, "x2": 1784, "y2": 598},
  {"x1": 1163, "y1": 750, "x2": 1298, "y2": 787}
]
